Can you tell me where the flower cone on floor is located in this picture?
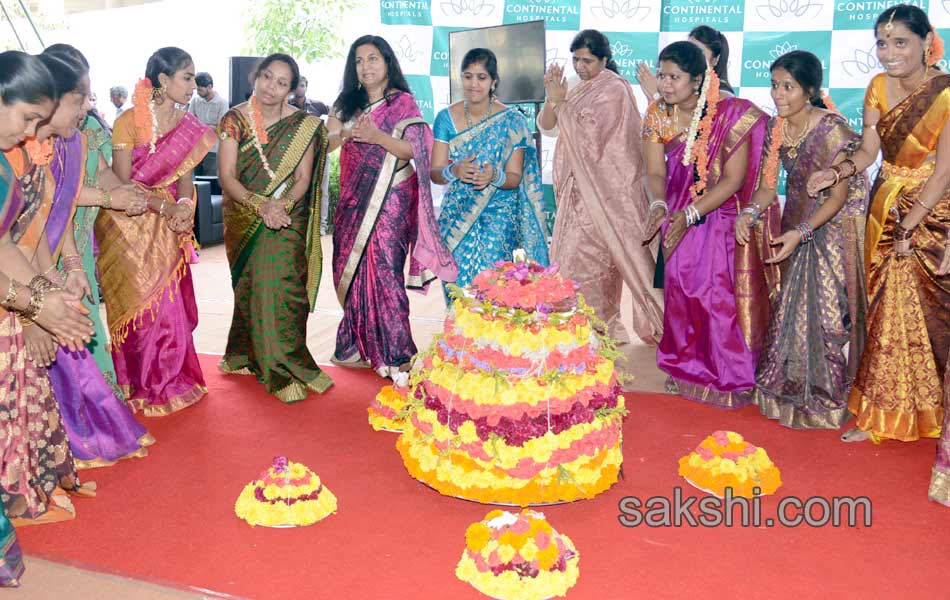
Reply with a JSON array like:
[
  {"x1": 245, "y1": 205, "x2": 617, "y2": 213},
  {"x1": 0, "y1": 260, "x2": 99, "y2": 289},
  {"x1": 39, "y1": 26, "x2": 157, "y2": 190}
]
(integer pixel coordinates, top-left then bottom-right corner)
[
  {"x1": 678, "y1": 431, "x2": 782, "y2": 498},
  {"x1": 234, "y1": 457, "x2": 337, "y2": 527},
  {"x1": 456, "y1": 509, "x2": 579, "y2": 600},
  {"x1": 368, "y1": 372, "x2": 411, "y2": 432},
  {"x1": 397, "y1": 251, "x2": 627, "y2": 506}
]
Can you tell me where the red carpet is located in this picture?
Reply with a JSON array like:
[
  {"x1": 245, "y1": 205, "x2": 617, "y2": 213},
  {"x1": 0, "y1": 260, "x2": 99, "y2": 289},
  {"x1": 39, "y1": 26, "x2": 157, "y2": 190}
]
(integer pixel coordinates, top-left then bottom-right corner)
[{"x1": 19, "y1": 354, "x2": 950, "y2": 599}]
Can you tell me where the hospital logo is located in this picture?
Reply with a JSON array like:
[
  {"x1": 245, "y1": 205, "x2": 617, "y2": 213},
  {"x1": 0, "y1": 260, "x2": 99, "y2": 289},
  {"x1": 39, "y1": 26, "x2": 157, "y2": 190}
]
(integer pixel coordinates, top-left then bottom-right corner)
[
  {"x1": 833, "y1": 0, "x2": 926, "y2": 31},
  {"x1": 504, "y1": 0, "x2": 580, "y2": 30},
  {"x1": 380, "y1": 0, "x2": 432, "y2": 25},
  {"x1": 660, "y1": 0, "x2": 744, "y2": 33},
  {"x1": 605, "y1": 31, "x2": 660, "y2": 86},
  {"x1": 741, "y1": 31, "x2": 831, "y2": 88}
]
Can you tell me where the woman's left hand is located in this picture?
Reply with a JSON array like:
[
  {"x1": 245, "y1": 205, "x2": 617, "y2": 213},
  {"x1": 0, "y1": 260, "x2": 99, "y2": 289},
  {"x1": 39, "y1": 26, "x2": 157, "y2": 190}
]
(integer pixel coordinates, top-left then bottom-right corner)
[
  {"x1": 164, "y1": 202, "x2": 194, "y2": 233},
  {"x1": 765, "y1": 230, "x2": 802, "y2": 264},
  {"x1": 937, "y1": 233, "x2": 950, "y2": 275},
  {"x1": 64, "y1": 269, "x2": 92, "y2": 303},
  {"x1": 350, "y1": 114, "x2": 382, "y2": 145},
  {"x1": 260, "y1": 198, "x2": 291, "y2": 230},
  {"x1": 663, "y1": 210, "x2": 688, "y2": 258}
]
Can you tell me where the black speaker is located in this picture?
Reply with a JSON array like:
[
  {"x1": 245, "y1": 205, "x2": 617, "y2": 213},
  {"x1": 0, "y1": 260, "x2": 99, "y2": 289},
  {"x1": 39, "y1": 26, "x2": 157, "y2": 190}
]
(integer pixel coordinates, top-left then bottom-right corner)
[{"x1": 229, "y1": 56, "x2": 263, "y2": 107}]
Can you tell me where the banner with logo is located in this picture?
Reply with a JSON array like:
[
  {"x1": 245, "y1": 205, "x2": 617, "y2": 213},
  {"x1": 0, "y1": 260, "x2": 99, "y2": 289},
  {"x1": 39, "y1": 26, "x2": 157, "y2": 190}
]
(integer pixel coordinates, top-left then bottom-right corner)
[{"x1": 374, "y1": 0, "x2": 949, "y2": 205}]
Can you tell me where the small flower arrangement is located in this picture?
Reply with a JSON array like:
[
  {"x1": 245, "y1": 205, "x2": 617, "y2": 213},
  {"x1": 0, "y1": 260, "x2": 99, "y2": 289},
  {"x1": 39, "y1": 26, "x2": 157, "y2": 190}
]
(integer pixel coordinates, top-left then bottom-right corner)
[
  {"x1": 368, "y1": 372, "x2": 411, "y2": 432},
  {"x1": 469, "y1": 260, "x2": 578, "y2": 314},
  {"x1": 234, "y1": 457, "x2": 337, "y2": 527},
  {"x1": 678, "y1": 431, "x2": 782, "y2": 498},
  {"x1": 456, "y1": 509, "x2": 579, "y2": 600}
]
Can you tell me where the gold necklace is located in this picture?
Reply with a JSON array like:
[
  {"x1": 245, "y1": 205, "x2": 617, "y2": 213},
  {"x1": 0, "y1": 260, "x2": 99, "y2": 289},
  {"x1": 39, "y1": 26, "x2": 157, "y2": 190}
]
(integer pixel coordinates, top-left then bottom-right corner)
[
  {"x1": 896, "y1": 67, "x2": 930, "y2": 96},
  {"x1": 782, "y1": 111, "x2": 813, "y2": 159}
]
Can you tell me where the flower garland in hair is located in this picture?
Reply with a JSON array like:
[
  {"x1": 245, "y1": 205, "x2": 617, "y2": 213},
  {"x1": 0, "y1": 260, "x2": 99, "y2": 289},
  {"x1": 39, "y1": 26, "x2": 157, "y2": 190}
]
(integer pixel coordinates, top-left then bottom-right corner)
[
  {"x1": 247, "y1": 93, "x2": 275, "y2": 180},
  {"x1": 24, "y1": 138, "x2": 53, "y2": 166},
  {"x1": 132, "y1": 78, "x2": 158, "y2": 154},
  {"x1": 682, "y1": 68, "x2": 720, "y2": 203},
  {"x1": 763, "y1": 117, "x2": 785, "y2": 190},
  {"x1": 929, "y1": 29, "x2": 945, "y2": 66},
  {"x1": 821, "y1": 90, "x2": 842, "y2": 117}
]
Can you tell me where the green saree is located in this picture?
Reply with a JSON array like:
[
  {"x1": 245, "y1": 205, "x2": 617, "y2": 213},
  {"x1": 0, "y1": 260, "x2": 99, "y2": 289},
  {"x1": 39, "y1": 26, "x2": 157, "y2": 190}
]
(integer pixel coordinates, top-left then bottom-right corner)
[{"x1": 218, "y1": 108, "x2": 332, "y2": 402}]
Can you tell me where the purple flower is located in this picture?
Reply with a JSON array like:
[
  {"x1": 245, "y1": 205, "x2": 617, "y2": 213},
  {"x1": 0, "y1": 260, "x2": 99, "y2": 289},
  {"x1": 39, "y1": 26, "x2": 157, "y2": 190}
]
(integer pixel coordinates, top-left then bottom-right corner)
[{"x1": 273, "y1": 456, "x2": 288, "y2": 473}]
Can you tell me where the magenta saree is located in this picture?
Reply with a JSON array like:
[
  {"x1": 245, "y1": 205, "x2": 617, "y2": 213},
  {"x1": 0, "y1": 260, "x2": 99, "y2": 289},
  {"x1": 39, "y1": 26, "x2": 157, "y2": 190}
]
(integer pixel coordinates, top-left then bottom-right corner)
[
  {"x1": 95, "y1": 111, "x2": 216, "y2": 416},
  {"x1": 650, "y1": 97, "x2": 773, "y2": 407},
  {"x1": 332, "y1": 92, "x2": 456, "y2": 371},
  {"x1": 46, "y1": 131, "x2": 152, "y2": 465}
]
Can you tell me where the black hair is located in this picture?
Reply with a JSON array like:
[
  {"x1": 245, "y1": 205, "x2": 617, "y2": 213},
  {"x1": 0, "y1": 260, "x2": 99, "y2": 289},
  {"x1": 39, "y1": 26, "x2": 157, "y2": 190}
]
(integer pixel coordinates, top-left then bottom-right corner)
[
  {"x1": 0, "y1": 50, "x2": 56, "y2": 106},
  {"x1": 195, "y1": 72, "x2": 213, "y2": 87},
  {"x1": 461, "y1": 48, "x2": 500, "y2": 92},
  {"x1": 253, "y1": 54, "x2": 300, "y2": 93},
  {"x1": 43, "y1": 44, "x2": 89, "y2": 71},
  {"x1": 144, "y1": 47, "x2": 193, "y2": 88},
  {"x1": 689, "y1": 26, "x2": 734, "y2": 94},
  {"x1": 875, "y1": 3, "x2": 934, "y2": 40},
  {"x1": 771, "y1": 50, "x2": 827, "y2": 109},
  {"x1": 37, "y1": 53, "x2": 83, "y2": 99},
  {"x1": 569, "y1": 29, "x2": 619, "y2": 74},
  {"x1": 333, "y1": 35, "x2": 412, "y2": 123},
  {"x1": 658, "y1": 41, "x2": 707, "y2": 86}
]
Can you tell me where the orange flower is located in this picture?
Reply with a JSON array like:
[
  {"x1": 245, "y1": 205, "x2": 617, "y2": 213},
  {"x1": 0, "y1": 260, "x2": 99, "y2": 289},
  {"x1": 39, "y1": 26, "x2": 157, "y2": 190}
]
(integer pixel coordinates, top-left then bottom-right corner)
[
  {"x1": 132, "y1": 78, "x2": 154, "y2": 137},
  {"x1": 929, "y1": 29, "x2": 945, "y2": 67},
  {"x1": 821, "y1": 91, "x2": 842, "y2": 118},
  {"x1": 689, "y1": 71, "x2": 721, "y2": 204},
  {"x1": 24, "y1": 138, "x2": 53, "y2": 166},
  {"x1": 250, "y1": 94, "x2": 269, "y2": 145},
  {"x1": 763, "y1": 117, "x2": 784, "y2": 191},
  {"x1": 465, "y1": 522, "x2": 491, "y2": 552}
]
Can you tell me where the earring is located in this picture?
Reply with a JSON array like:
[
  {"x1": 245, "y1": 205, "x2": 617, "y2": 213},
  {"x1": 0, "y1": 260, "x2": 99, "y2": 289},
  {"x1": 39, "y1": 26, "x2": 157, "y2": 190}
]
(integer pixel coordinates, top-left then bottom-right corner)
[
  {"x1": 357, "y1": 81, "x2": 362, "y2": 90},
  {"x1": 925, "y1": 45, "x2": 932, "y2": 66},
  {"x1": 151, "y1": 85, "x2": 166, "y2": 101}
]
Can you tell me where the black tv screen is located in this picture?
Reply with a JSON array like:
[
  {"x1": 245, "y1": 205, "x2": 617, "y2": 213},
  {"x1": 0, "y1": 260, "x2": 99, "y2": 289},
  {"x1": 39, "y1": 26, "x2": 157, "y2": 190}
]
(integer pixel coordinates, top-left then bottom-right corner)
[{"x1": 449, "y1": 20, "x2": 546, "y2": 105}]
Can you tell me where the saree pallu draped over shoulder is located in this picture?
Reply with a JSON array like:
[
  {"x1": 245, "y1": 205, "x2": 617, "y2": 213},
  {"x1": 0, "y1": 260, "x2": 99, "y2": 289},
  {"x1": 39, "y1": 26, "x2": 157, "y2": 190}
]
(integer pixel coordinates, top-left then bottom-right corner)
[
  {"x1": 96, "y1": 110, "x2": 216, "y2": 416},
  {"x1": 438, "y1": 107, "x2": 549, "y2": 291},
  {"x1": 332, "y1": 92, "x2": 457, "y2": 371},
  {"x1": 753, "y1": 114, "x2": 869, "y2": 429},
  {"x1": 655, "y1": 97, "x2": 774, "y2": 408},
  {"x1": 219, "y1": 109, "x2": 333, "y2": 403},
  {"x1": 0, "y1": 148, "x2": 80, "y2": 520},
  {"x1": 848, "y1": 74, "x2": 950, "y2": 445},
  {"x1": 550, "y1": 70, "x2": 664, "y2": 347},
  {"x1": 45, "y1": 130, "x2": 152, "y2": 467}
]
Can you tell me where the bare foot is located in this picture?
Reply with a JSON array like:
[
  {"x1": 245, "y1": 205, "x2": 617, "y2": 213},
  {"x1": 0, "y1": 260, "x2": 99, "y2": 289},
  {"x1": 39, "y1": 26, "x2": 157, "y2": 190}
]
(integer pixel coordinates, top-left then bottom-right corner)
[{"x1": 841, "y1": 428, "x2": 871, "y2": 442}]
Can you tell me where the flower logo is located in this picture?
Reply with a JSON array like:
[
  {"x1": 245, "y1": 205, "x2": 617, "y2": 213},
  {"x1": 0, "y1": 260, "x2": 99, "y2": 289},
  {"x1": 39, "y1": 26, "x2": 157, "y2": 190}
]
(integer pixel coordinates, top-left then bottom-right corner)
[
  {"x1": 840, "y1": 46, "x2": 882, "y2": 78},
  {"x1": 440, "y1": 0, "x2": 495, "y2": 16},
  {"x1": 943, "y1": 0, "x2": 950, "y2": 15},
  {"x1": 546, "y1": 47, "x2": 567, "y2": 68},
  {"x1": 610, "y1": 41, "x2": 635, "y2": 59},
  {"x1": 396, "y1": 35, "x2": 423, "y2": 63},
  {"x1": 590, "y1": 0, "x2": 650, "y2": 21},
  {"x1": 769, "y1": 41, "x2": 798, "y2": 60},
  {"x1": 755, "y1": 0, "x2": 822, "y2": 20}
]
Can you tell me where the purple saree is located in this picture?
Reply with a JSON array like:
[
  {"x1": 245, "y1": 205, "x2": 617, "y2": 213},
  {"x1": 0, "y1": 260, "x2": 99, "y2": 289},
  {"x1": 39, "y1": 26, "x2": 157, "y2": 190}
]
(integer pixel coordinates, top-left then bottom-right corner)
[
  {"x1": 95, "y1": 111, "x2": 216, "y2": 416},
  {"x1": 45, "y1": 131, "x2": 152, "y2": 467},
  {"x1": 332, "y1": 92, "x2": 456, "y2": 371},
  {"x1": 653, "y1": 97, "x2": 773, "y2": 408}
]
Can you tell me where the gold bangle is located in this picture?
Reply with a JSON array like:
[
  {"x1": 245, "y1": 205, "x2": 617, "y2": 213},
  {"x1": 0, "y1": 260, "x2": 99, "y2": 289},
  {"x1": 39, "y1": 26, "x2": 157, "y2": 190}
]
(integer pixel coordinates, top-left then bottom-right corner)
[
  {"x1": 1, "y1": 279, "x2": 19, "y2": 309},
  {"x1": 101, "y1": 189, "x2": 112, "y2": 209}
]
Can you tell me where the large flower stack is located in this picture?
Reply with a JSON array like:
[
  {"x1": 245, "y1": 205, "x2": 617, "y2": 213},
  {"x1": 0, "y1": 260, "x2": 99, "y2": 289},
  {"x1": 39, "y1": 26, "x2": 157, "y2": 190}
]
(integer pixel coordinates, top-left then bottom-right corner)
[{"x1": 396, "y1": 252, "x2": 626, "y2": 506}]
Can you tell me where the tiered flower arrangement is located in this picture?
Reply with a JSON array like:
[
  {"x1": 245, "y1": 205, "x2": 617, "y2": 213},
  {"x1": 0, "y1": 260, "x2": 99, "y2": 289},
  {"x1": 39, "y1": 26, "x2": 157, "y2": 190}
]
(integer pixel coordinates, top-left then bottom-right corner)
[
  {"x1": 456, "y1": 510, "x2": 579, "y2": 600},
  {"x1": 368, "y1": 372, "x2": 411, "y2": 432},
  {"x1": 396, "y1": 252, "x2": 627, "y2": 506},
  {"x1": 678, "y1": 431, "x2": 782, "y2": 498},
  {"x1": 234, "y1": 457, "x2": 338, "y2": 527}
]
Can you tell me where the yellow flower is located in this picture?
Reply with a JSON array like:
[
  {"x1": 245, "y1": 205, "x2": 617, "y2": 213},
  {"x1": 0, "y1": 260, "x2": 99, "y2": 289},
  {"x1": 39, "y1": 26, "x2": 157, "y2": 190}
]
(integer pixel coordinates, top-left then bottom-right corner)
[
  {"x1": 520, "y1": 539, "x2": 539, "y2": 561},
  {"x1": 536, "y1": 543, "x2": 560, "y2": 570},
  {"x1": 497, "y1": 543, "x2": 516, "y2": 563},
  {"x1": 457, "y1": 421, "x2": 480, "y2": 444},
  {"x1": 465, "y1": 522, "x2": 491, "y2": 552}
]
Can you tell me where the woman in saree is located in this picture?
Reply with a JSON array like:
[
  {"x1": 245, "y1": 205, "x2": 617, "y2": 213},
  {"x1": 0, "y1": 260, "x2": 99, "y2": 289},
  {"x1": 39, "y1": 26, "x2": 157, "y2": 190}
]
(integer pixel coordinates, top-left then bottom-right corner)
[
  {"x1": 638, "y1": 25, "x2": 736, "y2": 101},
  {"x1": 328, "y1": 35, "x2": 457, "y2": 379},
  {"x1": 735, "y1": 51, "x2": 868, "y2": 429},
  {"x1": 430, "y1": 48, "x2": 548, "y2": 291},
  {"x1": 36, "y1": 47, "x2": 153, "y2": 467},
  {"x1": 97, "y1": 47, "x2": 217, "y2": 416},
  {"x1": 932, "y1": 248, "x2": 950, "y2": 506},
  {"x1": 642, "y1": 41, "x2": 773, "y2": 408},
  {"x1": 539, "y1": 29, "x2": 663, "y2": 347},
  {"x1": 809, "y1": 5, "x2": 950, "y2": 445},
  {"x1": 0, "y1": 50, "x2": 97, "y2": 526},
  {"x1": 217, "y1": 53, "x2": 333, "y2": 403}
]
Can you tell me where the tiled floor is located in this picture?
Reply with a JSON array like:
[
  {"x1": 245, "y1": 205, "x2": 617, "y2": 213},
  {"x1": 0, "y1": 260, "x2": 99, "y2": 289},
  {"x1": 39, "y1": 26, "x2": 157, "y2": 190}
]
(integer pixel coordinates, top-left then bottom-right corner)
[{"x1": 19, "y1": 237, "x2": 664, "y2": 598}]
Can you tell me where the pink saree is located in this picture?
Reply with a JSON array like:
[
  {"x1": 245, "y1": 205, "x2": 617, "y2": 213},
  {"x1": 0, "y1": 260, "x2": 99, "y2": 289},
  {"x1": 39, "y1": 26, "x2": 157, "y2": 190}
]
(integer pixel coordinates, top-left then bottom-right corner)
[
  {"x1": 332, "y1": 92, "x2": 456, "y2": 370},
  {"x1": 95, "y1": 111, "x2": 216, "y2": 416}
]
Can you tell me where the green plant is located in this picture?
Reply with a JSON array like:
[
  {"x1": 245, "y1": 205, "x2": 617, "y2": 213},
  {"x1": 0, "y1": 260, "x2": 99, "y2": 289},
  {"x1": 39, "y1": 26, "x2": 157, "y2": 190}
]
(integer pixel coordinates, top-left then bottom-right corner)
[
  {"x1": 326, "y1": 150, "x2": 340, "y2": 234},
  {"x1": 243, "y1": 0, "x2": 357, "y2": 62}
]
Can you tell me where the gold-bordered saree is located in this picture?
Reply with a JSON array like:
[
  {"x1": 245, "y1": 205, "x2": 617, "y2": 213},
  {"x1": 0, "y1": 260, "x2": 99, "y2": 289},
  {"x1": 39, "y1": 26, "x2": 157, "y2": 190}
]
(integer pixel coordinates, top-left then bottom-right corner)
[
  {"x1": 218, "y1": 108, "x2": 333, "y2": 402},
  {"x1": 848, "y1": 73, "x2": 950, "y2": 441}
]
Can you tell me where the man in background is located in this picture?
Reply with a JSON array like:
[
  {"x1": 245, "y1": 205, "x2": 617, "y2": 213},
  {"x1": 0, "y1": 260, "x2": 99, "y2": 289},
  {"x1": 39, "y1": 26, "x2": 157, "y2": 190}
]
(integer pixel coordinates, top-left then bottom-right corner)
[
  {"x1": 289, "y1": 76, "x2": 329, "y2": 118},
  {"x1": 109, "y1": 85, "x2": 128, "y2": 126},
  {"x1": 188, "y1": 72, "x2": 229, "y2": 176}
]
